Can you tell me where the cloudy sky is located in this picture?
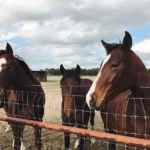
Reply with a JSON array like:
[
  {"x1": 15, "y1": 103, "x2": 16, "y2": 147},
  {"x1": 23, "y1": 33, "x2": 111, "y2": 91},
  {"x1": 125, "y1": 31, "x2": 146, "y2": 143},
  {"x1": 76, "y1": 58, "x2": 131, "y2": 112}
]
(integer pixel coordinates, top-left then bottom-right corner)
[{"x1": 0, "y1": 0, "x2": 150, "y2": 70}]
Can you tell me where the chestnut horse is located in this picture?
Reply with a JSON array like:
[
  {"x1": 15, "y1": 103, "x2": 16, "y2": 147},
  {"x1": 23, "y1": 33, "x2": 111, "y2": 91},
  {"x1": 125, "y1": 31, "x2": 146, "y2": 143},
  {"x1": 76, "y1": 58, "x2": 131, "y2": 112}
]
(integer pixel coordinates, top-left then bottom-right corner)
[
  {"x1": 0, "y1": 43, "x2": 45, "y2": 150},
  {"x1": 60, "y1": 64, "x2": 95, "y2": 150},
  {"x1": 86, "y1": 31, "x2": 150, "y2": 150}
]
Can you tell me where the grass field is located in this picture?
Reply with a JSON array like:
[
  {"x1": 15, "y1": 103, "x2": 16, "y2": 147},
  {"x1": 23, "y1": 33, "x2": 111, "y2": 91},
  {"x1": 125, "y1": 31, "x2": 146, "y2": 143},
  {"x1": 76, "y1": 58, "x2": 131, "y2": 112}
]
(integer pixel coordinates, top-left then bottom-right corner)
[{"x1": 0, "y1": 76, "x2": 124, "y2": 150}]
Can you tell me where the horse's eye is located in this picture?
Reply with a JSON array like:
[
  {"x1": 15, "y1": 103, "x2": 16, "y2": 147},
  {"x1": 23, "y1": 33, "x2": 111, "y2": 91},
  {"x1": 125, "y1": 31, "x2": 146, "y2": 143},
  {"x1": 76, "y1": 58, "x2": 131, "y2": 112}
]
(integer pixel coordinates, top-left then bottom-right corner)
[
  {"x1": 111, "y1": 64, "x2": 119, "y2": 68},
  {"x1": 6, "y1": 66, "x2": 12, "y2": 70}
]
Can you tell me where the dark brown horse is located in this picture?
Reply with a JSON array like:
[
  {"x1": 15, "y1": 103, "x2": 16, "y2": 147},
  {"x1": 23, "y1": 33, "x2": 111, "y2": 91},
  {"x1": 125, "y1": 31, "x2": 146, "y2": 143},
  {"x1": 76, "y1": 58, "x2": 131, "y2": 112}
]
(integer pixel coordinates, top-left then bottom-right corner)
[
  {"x1": 0, "y1": 43, "x2": 45, "y2": 150},
  {"x1": 60, "y1": 64, "x2": 95, "y2": 150},
  {"x1": 86, "y1": 31, "x2": 150, "y2": 150}
]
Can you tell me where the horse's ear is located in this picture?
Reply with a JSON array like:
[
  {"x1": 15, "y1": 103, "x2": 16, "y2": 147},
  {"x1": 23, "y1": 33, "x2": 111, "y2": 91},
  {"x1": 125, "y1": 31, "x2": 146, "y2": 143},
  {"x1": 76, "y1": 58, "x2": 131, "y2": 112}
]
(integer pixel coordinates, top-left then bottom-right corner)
[
  {"x1": 60, "y1": 64, "x2": 65, "y2": 75},
  {"x1": 122, "y1": 31, "x2": 132, "y2": 50},
  {"x1": 75, "y1": 64, "x2": 80, "y2": 75},
  {"x1": 6, "y1": 43, "x2": 13, "y2": 54},
  {"x1": 101, "y1": 40, "x2": 112, "y2": 55}
]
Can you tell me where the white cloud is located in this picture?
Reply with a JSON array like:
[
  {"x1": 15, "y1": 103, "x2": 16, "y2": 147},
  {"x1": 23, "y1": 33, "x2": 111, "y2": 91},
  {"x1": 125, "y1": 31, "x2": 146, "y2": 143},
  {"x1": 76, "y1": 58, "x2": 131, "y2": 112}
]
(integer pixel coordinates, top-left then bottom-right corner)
[
  {"x1": 0, "y1": 32, "x2": 18, "y2": 41},
  {"x1": 51, "y1": 48, "x2": 74, "y2": 57},
  {"x1": 133, "y1": 39, "x2": 150, "y2": 68},
  {"x1": 133, "y1": 39, "x2": 150, "y2": 54},
  {"x1": 0, "y1": 0, "x2": 150, "y2": 69},
  {"x1": 0, "y1": 0, "x2": 52, "y2": 23},
  {"x1": 63, "y1": 61, "x2": 73, "y2": 66}
]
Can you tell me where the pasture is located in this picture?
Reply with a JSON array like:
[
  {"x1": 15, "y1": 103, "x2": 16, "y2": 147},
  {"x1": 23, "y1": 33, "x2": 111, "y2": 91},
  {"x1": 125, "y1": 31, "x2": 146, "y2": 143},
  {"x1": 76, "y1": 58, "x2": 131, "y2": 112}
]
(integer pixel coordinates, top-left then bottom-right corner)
[{"x1": 0, "y1": 76, "x2": 110, "y2": 150}]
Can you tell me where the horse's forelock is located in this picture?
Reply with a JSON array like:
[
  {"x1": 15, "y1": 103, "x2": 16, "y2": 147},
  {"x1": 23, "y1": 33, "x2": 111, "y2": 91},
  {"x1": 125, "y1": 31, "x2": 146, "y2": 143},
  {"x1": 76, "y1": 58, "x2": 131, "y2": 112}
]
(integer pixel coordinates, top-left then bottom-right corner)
[
  {"x1": 61, "y1": 69, "x2": 81, "y2": 86},
  {"x1": 108, "y1": 43, "x2": 122, "y2": 53}
]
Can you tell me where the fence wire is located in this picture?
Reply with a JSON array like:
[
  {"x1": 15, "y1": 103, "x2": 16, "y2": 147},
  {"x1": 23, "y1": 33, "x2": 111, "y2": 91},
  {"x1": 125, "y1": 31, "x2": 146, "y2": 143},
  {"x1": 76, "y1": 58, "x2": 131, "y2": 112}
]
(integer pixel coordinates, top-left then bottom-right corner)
[{"x1": 0, "y1": 82, "x2": 149, "y2": 150}]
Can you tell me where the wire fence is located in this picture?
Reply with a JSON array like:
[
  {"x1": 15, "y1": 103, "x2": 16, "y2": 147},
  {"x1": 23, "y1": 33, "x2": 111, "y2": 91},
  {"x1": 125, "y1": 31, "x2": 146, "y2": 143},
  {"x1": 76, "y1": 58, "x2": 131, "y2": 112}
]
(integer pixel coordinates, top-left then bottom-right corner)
[{"x1": 0, "y1": 83, "x2": 149, "y2": 150}]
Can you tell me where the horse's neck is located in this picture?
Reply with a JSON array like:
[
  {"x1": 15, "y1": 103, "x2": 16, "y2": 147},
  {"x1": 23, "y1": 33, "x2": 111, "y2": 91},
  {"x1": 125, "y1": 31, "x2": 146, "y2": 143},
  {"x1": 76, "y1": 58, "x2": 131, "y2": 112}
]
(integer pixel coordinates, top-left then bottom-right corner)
[
  {"x1": 70, "y1": 79, "x2": 92, "y2": 107},
  {"x1": 74, "y1": 79, "x2": 90, "y2": 107},
  {"x1": 133, "y1": 63, "x2": 150, "y2": 98}
]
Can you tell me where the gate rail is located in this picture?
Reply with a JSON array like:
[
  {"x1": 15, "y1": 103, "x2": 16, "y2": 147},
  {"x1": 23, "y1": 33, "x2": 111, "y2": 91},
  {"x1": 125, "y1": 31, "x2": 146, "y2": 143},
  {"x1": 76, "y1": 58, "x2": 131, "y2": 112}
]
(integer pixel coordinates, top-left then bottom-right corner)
[{"x1": 0, "y1": 115, "x2": 150, "y2": 148}]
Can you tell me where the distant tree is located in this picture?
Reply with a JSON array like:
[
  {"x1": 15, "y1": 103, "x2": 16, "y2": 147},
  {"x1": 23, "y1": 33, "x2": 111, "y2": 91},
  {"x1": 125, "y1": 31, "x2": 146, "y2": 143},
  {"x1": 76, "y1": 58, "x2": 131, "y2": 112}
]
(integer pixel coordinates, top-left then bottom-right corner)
[
  {"x1": 43, "y1": 67, "x2": 100, "y2": 76},
  {"x1": 40, "y1": 68, "x2": 150, "y2": 76},
  {"x1": 44, "y1": 68, "x2": 49, "y2": 75}
]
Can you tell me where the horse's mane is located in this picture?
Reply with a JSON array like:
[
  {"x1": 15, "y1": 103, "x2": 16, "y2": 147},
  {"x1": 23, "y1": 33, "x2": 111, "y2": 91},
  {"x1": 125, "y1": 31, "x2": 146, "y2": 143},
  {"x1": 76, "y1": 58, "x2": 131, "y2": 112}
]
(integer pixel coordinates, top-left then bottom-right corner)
[
  {"x1": 0, "y1": 50, "x2": 6, "y2": 55},
  {"x1": 15, "y1": 55, "x2": 39, "y2": 84},
  {"x1": 108, "y1": 43, "x2": 122, "y2": 52},
  {"x1": 0, "y1": 50, "x2": 40, "y2": 85},
  {"x1": 106, "y1": 37, "x2": 122, "y2": 53}
]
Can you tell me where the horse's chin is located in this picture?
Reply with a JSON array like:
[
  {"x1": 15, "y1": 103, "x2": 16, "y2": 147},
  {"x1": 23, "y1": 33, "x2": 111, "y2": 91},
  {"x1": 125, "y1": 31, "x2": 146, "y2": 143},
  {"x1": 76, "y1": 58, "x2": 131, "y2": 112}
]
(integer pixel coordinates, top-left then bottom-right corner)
[{"x1": 95, "y1": 100, "x2": 105, "y2": 111}]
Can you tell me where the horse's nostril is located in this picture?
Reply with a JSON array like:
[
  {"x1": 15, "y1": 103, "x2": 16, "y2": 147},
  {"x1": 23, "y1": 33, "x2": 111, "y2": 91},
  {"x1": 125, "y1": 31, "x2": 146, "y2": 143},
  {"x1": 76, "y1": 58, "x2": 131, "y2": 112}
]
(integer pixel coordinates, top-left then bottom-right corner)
[{"x1": 90, "y1": 97, "x2": 96, "y2": 109}]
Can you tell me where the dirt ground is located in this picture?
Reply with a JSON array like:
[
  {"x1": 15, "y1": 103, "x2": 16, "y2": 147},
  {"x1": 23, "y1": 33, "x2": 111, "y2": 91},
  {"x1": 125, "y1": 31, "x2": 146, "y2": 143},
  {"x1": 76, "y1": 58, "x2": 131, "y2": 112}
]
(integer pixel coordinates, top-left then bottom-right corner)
[{"x1": 0, "y1": 76, "x2": 125, "y2": 150}]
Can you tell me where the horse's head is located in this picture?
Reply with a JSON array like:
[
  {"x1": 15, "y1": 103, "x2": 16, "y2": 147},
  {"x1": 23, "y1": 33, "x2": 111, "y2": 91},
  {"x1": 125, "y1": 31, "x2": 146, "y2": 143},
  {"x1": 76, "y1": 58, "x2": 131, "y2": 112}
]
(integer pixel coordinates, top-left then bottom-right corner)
[
  {"x1": 0, "y1": 43, "x2": 17, "y2": 95},
  {"x1": 60, "y1": 64, "x2": 81, "y2": 97},
  {"x1": 0, "y1": 43, "x2": 37, "y2": 97},
  {"x1": 86, "y1": 31, "x2": 140, "y2": 111},
  {"x1": 60, "y1": 64, "x2": 81, "y2": 118}
]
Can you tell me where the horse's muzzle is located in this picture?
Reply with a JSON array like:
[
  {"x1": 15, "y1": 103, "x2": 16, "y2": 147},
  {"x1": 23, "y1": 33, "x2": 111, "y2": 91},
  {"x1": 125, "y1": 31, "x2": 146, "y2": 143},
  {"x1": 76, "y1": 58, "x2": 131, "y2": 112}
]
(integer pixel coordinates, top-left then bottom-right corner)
[
  {"x1": 90, "y1": 97, "x2": 105, "y2": 111},
  {"x1": 89, "y1": 97, "x2": 96, "y2": 110}
]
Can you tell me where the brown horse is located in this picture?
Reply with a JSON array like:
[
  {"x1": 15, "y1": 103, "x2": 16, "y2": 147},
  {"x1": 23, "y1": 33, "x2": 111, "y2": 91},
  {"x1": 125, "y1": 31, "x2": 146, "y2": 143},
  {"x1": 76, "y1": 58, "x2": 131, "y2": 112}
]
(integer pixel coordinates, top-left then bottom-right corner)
[
  {"x1": 0, "y1": 43, "x2": 45, "y2": 150},
  {"x1": 60, "y1": 64, "x2": 95, "y2": 150},
  {"x1": 86, "y1": 31, "x2": 150, "y2": 150}
]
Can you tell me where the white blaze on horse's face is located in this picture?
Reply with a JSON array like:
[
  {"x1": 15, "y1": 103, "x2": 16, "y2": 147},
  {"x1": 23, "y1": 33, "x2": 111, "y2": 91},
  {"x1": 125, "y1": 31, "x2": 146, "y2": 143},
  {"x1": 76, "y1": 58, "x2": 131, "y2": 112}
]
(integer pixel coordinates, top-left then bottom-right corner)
[
  {"x1": 0, "y1": 58, "x2": 7, "y2": 72},
  {"x1": 86, "y1": 54, "x2": 111, "y2": 109}
]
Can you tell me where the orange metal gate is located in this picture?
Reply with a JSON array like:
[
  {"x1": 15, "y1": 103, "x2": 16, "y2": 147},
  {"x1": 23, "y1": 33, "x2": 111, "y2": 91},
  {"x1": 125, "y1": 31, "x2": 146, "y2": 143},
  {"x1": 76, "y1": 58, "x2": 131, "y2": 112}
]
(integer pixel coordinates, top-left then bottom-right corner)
[{"x1": 0, "y1": 115, "x2": 150, "y2": 149}]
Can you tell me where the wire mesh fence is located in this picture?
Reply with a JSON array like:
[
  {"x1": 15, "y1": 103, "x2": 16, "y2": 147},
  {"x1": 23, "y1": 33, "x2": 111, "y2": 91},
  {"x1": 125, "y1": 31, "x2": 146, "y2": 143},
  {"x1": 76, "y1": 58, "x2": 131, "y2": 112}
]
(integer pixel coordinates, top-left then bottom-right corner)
[{"x1": 0, "y1": 78, "x2": 149, "y2": 150}]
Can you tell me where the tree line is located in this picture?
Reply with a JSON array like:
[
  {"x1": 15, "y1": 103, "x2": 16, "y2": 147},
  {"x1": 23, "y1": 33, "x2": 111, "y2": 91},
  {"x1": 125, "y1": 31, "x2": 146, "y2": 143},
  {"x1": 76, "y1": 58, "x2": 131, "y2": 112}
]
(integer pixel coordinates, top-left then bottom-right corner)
[
  {"x1": 41, "y1": 68, "x2": 99, "y2": 76},
  {"x1": 41, "y1": 68, "x2": 150, "y2": 76}
]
